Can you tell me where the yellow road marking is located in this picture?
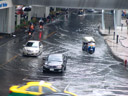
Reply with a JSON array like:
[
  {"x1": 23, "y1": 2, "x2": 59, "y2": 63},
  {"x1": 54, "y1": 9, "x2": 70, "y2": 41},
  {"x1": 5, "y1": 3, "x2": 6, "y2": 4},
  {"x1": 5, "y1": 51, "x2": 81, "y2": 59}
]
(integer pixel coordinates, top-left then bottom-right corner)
[
  {"x1": 44, "y1": 31, "x2": 56, "y2": 40},
  {"x1": 0, "y1": 32, "x2": 56, "y2": 67},
  {"x1": 0, "y1": 54, "x2": 19, "y2": 67}
]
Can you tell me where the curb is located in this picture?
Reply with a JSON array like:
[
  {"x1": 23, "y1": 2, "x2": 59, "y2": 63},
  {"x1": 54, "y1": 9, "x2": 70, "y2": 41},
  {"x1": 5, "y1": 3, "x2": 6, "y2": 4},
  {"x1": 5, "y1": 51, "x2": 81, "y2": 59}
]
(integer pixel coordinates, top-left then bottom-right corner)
[
  {"x1": 98, "y1": 27, "x2": 124, "y2": 63},
  {"x1": 0, "y1": 30, "x2": 27, "y2": 47},
  {"x1": 104, "y1": 40, "x2": 124, "y2": 63},
  {"x1": 98, "y1": 28, "x2": 110, "y2": 36}
]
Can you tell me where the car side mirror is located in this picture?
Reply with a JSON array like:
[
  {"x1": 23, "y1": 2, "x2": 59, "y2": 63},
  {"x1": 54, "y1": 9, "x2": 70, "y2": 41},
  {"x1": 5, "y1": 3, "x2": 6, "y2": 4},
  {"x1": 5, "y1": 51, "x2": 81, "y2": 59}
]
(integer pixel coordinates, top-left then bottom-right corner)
[
  {"x1": 42, "y1": 57, "x2": 46, "y2": 60},
  {"x1": 23, "y1": 44, "x2": 25, "y2": 47}
]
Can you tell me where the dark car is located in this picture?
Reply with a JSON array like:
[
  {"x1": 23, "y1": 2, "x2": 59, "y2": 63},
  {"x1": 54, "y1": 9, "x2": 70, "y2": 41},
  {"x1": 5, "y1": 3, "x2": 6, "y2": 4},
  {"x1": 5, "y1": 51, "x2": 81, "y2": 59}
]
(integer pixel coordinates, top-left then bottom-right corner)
[
  {"x1": 43, "y1": 54, "x2": 67, "y2": 73},
  {"x1": 38, "y1": 92, "x2": 74, "y2": 96}
]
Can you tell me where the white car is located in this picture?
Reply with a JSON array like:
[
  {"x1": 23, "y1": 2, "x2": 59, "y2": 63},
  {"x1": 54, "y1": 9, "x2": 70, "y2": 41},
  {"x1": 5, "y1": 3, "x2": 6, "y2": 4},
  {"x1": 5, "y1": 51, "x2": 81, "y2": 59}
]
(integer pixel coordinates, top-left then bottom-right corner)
[{"x1": 23, "y1": 40, "x2": 43, "y2": 56}]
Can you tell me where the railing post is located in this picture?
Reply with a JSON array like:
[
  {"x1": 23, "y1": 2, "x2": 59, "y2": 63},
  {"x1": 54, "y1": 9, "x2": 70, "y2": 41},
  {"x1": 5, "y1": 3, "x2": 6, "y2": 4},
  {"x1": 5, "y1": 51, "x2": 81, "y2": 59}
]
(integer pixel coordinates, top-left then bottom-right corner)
[
  {"x1": 121, "y1": 24, "x2": 123, "y2": 31},
  {"x1": 113, "y1": 32, "x2": 115, "y2": 40},
  {"x1": 108, "y1": 26, "x2": 110, "y2": 34},
  {"x1": 116, "y1": 35, "x2": 119, "y2": 44}
]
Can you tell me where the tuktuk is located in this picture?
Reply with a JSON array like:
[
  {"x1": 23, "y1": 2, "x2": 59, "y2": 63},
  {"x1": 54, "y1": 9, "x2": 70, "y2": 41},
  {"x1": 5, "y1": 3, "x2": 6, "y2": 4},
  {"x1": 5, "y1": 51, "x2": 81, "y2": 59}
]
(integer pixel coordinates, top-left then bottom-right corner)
[{"x1": 82, "y1": 36, "x2": 95, "y2": 54}]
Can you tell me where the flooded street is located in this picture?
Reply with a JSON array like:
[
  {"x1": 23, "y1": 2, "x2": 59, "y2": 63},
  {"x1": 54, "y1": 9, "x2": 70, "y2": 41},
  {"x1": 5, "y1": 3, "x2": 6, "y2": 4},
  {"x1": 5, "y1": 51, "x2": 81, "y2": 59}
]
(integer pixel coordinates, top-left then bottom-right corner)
[{"x1": 1, "y1": 12, "x2": 128, "y2": 96}]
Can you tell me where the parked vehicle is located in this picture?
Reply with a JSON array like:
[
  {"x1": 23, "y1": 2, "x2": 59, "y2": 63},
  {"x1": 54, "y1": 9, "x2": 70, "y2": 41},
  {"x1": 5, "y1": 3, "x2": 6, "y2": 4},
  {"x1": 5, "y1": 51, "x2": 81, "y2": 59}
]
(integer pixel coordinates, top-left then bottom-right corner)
[
  {"x1": 43, "y1": 54, "x2": 67, "y2": 73},
  {"x1": 86, "y1": 9, "x2": 101, "y2": 14},
  {"x1": 8, "y1": 81, "x2": 77, "y2": 96},
  {"x1": 82, "y1": 36, "x2": 95, "y2": 54},
  {"x1": 78, "y1": 9, "x2": 84, "y2": 16},
  {"x1": 22, "y1": 40, "x2": 43, "y2": 56}
]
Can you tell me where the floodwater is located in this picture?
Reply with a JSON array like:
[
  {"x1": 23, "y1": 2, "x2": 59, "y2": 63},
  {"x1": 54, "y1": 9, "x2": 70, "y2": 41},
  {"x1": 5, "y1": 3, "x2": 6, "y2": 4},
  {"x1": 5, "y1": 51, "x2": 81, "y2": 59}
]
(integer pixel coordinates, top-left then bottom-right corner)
[{"x1": 1, "y1": 12, "x2": 128, "y2": 96}]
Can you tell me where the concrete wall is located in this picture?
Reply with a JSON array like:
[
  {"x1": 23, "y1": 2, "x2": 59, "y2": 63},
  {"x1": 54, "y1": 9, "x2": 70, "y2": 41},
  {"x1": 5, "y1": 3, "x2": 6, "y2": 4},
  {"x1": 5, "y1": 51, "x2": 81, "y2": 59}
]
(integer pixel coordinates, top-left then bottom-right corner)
[
  {"x1": 0, "y1": 8, "x2": 8, "y2": 33},
  {"x1": 0, "y1": 7, "x2": 15, "y2": 34},
  {"x1": 31, "y1": 6, "x2": 49, "y2": 18},
  {"x1": 7, "y1": 6, "x2": 15, "y2": 34}
]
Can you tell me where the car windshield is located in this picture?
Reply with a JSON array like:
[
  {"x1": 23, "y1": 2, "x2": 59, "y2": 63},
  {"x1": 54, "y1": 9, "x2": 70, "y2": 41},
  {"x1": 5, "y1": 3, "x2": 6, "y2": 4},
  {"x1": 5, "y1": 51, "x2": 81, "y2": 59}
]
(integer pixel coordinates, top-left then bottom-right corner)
[
  {"x1": 26, "y1": 42, "x2": 38, "y2": 48},
  {"x1": 48, "y1": 55, "x2": 62, "y2": 62},
  {"x1": 50, "y1": 85, "x2": 61, "y2": 92},
  {"x1": 17, "y1": 83, "x2": 26, "y2": 88},
  {"x1": 88, "y1": 42, "x2": 95, "y2": 46}
]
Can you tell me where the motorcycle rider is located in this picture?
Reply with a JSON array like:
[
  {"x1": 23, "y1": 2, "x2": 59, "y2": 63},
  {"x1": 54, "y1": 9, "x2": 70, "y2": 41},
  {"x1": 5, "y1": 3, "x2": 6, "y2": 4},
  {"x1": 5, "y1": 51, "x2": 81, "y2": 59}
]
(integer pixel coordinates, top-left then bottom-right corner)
[
  {"x1": 39, "y1": 18, "x2": 44, "y2": 29},
  {"x1": 28, "y1": 23, "x2": 35, "y2": 35}
]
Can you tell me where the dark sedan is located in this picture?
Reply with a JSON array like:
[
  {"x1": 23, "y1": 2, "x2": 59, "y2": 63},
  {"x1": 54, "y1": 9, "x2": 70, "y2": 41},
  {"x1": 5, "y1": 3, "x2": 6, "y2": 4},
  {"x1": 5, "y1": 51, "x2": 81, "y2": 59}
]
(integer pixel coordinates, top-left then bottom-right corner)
[{"x1": 43, "y1": 54, "x2": 67, "y2": 73}]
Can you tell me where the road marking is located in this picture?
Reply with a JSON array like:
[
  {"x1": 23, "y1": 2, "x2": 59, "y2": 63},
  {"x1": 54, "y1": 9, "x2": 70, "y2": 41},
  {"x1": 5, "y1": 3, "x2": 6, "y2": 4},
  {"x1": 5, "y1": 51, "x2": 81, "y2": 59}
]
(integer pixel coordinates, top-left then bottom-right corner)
[
  {"x1": 44, "y1": 31, "x2": 56, "y2": 40},
  {"x1": 0, "y1": 54, "x2": 19, "y2": 67}
]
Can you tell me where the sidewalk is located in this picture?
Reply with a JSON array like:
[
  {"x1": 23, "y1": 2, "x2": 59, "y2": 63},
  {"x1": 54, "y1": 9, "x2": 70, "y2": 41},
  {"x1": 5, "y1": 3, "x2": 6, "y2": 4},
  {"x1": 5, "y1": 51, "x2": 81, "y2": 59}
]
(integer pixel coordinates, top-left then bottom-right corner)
[
  {"x1": 0, "y1": 29, "x2": 27, "y2": 46},
  {"x1": 99, "y1": 19, "x2": 128, "y2": 64}
]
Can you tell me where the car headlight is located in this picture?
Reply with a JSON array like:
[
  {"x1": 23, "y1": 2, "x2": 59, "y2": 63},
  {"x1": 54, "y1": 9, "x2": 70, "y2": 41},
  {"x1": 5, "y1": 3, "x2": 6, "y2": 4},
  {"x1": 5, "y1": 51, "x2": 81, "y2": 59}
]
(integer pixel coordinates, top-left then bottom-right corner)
[
  {"x1": 57, "y1": 65, "x2": 62, "y2": 69},
  {"x1": 34, "y1": 50, "x2": 39, "y2": 53},
  {"x1": 23, "y1": 48, "x2": 26, "y2": 52},
  {"x1": 44, "y1": 64, "x2": 49, "y2": 67}
]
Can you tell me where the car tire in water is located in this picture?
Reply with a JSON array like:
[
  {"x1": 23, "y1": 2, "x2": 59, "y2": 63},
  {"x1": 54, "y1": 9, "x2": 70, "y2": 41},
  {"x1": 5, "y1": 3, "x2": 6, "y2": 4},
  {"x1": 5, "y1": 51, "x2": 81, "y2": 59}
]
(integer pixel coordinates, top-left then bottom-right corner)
[
  {"x1": 61, "y1": 67, "x2": 65, "y2": 73},
  {"x1": 43, "y1": 69, "x2": 47, "y2": 73},
  {"x1": 22, "y1": 53, "x2": 26, "y2": 57},
  {"x1": 64, "y1": 66, "x2": 66, "y2": 70}
]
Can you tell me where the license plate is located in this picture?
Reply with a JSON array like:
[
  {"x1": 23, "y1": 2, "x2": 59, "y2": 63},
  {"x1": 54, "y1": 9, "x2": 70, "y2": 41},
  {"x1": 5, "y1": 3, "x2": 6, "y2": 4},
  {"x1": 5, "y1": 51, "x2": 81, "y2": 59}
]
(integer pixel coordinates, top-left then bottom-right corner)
[{"x1": 50, "y1": 69, "x2": 54, "y2": 71}]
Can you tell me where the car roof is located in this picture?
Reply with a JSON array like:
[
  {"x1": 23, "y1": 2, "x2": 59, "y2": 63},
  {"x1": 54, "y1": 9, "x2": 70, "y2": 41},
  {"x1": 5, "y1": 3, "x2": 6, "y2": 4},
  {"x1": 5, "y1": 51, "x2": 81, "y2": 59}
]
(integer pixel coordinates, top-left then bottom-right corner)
[
  {"x1": 27, "y1": 40, "x2": 40, "y2": 43},
  {"x1": 26, "y1": 81, "x2": 52, "y2": 86},
  {"x1": 49, "y1": 54, "x2": 63, "y2": 57},
  {"x1": 83, "y1": 36, "x2": 95, "y2": 43}
]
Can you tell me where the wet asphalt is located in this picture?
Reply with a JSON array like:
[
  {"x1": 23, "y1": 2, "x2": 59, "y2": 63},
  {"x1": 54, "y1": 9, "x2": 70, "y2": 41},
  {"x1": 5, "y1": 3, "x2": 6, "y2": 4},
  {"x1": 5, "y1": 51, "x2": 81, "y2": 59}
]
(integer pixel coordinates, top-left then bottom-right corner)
[{"x1": 1, "y1": 11, "x2": 128, "y2": 96}]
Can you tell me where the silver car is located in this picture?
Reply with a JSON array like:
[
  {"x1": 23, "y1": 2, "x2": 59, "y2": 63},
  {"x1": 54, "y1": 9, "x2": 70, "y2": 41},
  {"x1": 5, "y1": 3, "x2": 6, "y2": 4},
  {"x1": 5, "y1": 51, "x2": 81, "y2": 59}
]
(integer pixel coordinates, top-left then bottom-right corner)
[{"x1": 23, "y1": 40, "x2": 43, "y2": 56}]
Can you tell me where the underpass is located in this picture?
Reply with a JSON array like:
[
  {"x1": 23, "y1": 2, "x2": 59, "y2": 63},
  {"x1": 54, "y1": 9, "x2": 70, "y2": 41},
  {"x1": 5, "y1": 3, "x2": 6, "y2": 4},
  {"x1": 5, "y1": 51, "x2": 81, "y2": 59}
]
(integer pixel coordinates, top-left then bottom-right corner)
[
  {"x1": 12, "y1": 0, "x2": 128, "y2": 9},
  {"x1": 1, "y1": 11, "x2": 128, "y2": 96}
]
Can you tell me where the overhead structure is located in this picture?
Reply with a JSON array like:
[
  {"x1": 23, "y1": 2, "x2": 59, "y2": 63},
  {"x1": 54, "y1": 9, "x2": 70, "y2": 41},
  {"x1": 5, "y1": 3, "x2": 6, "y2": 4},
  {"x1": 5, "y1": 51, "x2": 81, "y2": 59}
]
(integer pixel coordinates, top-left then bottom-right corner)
[{"x1": 12, "y1": 0, "x2": 128, "y2": 9}]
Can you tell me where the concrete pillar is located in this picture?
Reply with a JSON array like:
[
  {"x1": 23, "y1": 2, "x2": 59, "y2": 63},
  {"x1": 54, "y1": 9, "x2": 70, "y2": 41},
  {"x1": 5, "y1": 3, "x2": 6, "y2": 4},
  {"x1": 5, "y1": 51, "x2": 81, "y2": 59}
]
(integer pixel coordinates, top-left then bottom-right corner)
[
  {"x1": 45, "y1": 7, "x2": 50, "y2": 18},
  {"x1": 114, "y1": 10, "x2": 116, "y2": 30},
  {"x1": 7, "y1": 6, "x2": 15, "y2": 34},
  {"x1": 116, "y1": 10, "x2": 121, "y2": 26},
  {"x1": 102, "y1": 10, "x2": 105, "y2": 30},
  {"x1": 54, "y1": 7, "x2": 56, "y2": 11},
  {"x1": 0, "y1": 9, "x2": 7, "y2": 33},
  {"x1": 114, "y1": 10, "x2": 122, "y2": 30},
  {"x1": 28, "y1": 11, "x2": 31, "y2": 21},
  {"x1": 31, "y1": 6, "x2": 50, "y2": 18},
  {"x1": 0, "y1": 6, "x2": 15, "y2": 34},
  {"x1": 17, "y1": 14, "x2": 21, "y2": 26}
]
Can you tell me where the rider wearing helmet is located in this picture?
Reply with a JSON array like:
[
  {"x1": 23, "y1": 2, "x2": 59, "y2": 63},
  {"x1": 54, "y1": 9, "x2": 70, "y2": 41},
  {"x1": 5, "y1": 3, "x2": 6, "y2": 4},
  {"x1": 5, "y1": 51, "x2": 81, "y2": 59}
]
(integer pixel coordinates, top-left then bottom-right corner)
[{"x1": 39, "y1": 18, "x2": 44, "y2": 28}]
